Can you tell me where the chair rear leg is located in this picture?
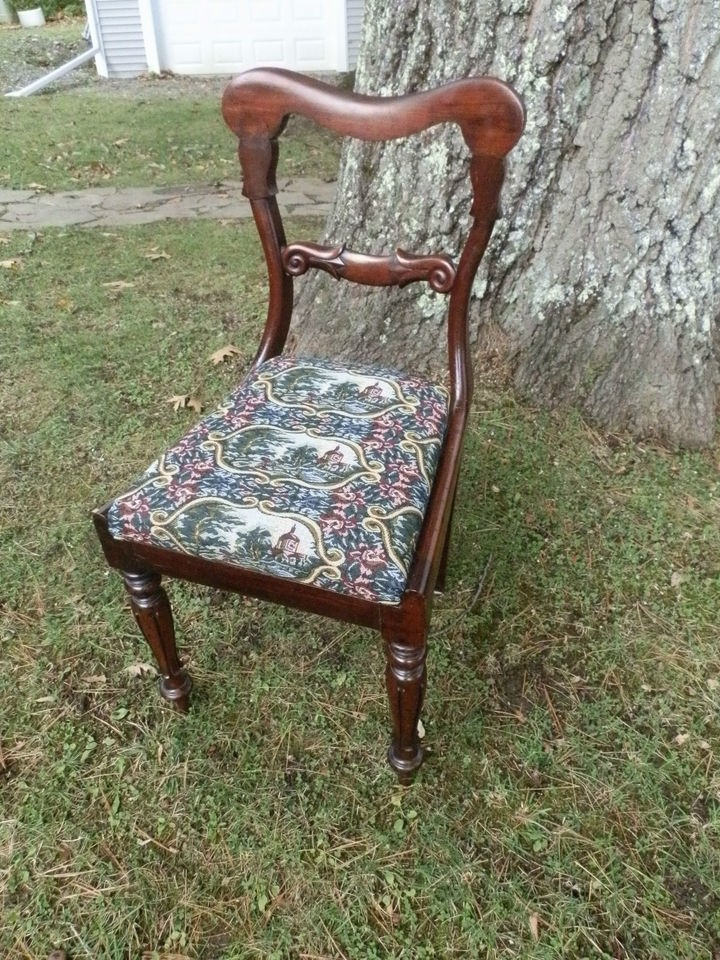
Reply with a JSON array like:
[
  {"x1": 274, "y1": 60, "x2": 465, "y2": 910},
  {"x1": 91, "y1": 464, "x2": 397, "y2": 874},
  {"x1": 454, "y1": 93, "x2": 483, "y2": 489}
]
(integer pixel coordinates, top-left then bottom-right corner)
[
  {"x1": 123, "y1": 570, "x2": 192, "y2": 710},
  {"x1": 383, "y1": 629, "x2": 427, "y2": 783},
  {"x1": 435, "y1": 486, "x2": 457, "y2": 594}
]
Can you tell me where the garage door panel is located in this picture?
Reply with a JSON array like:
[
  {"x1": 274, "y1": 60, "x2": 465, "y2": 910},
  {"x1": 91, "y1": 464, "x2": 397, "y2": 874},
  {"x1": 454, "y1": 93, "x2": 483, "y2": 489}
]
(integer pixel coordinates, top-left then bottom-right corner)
[
  {"x1": 213, "y1": 42, "x2": 244, "y2": 68},
  {"x1": 292, "y1": 0, "x2": 324, "y2": 20},
  {"x1": 209, "y1": 0, "x2": 243, "y2": 23},
  {"x1": 156, "y1": 0, "x2": 343, "y2": 74},
  {"x1": 252, "y1": 40, "x2": 286, "y2": 64},
  {"x1": 250, "y1": 0, "x2": 282, "y2": 18},
  {"x1": 295, "y1": 39, "x2": 326, "y2": 66},
  {"x1": 171, "y1": 43, "x2": 203, "y2": 68}
]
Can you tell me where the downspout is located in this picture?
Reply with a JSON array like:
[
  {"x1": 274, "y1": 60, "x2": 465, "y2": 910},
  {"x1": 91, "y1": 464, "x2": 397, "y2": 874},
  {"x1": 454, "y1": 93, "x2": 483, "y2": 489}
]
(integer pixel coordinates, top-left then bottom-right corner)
[
  {"x1": 5, "y1": 0, "x2": 106, "y2": 98},
  {"x1": 5, "y1": 42, "x2": 100, "y2": 98}
]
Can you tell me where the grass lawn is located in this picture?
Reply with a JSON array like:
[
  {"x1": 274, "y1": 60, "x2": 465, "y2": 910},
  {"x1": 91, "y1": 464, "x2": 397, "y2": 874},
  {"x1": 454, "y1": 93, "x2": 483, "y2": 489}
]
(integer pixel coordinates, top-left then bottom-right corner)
[
  {"x1": 1, "y1": 93, "x2": 339, "y2": 191},
  {"x1": 1, "y1": 25, "x2": 719, "y2": 957},
  {"x1": 0, "y1": 22, "x2": 340, "y2": 191},
  {"x1": 1, "y1": 222, "x2": 719, "y2": 958}
]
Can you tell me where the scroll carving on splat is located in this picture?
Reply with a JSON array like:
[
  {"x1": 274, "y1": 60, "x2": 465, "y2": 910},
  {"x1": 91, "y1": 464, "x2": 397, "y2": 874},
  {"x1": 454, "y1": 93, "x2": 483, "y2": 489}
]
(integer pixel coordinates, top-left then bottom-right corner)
[{"x1": 281, "y1": 242, "x2": 457, "y2": 293}]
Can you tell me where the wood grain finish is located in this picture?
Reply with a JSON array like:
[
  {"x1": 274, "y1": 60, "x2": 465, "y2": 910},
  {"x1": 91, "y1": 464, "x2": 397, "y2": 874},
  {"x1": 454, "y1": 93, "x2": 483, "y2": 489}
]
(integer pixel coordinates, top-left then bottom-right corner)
[
  {"x1": 282, "y1": 243, "x2": 457, "y2": 292},
  {"x1": 94, "y1": 68, "x2": 525, "y2": 781},
  {"x1": 122, "y1": 570, "x2": 192, "y2": 710},
  {"x1": 222, "y1": 69, "x2": 525, "y2": 200},
  {"x1": 384, "y1": 637, "x2": 427, "y2": 782}
]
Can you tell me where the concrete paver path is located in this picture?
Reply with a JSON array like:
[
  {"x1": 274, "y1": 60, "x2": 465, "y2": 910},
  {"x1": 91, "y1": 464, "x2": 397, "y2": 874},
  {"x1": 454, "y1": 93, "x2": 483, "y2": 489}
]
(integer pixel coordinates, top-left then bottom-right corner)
[{"x1": 0, "y1": 177, "x2": 335, "y2": 230}]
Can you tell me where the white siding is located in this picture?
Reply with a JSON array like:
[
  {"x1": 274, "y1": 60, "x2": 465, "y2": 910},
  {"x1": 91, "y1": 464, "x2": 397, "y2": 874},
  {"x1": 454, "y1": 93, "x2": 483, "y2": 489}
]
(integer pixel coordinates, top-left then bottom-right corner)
[
  {"x1": 88, "y1": 0, "x2": 361, "y2": 79},
  {"x1": 96, "y1": 0, "x2": 146, "y2": 78},
  {"x1": 346, "y1": 0, "x2": 365, "y2": 69}
]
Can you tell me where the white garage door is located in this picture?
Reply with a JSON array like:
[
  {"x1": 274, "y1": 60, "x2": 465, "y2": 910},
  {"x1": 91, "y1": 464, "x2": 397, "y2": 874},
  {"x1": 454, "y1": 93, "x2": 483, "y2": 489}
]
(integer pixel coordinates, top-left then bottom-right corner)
[{"x1": 154, "y1": 0, "x2": 348, "y2": 75}]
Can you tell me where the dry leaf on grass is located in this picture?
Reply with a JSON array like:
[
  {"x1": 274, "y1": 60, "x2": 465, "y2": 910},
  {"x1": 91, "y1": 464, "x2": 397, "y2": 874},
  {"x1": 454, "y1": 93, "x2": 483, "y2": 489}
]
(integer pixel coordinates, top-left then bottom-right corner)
[
  {"x1": 167, "y1": 394, "x2": 203, "y2": 413},
  {"x1": 0, "y1": 258, "x2": 22, "y2": 270},
  {"x1": 102, "y1": 280, "x2": 135, "y2": 291},
  {"x1": 86, "y1": 161, "x2": 114, "y2": 177},
  {"x1": 670, "y1": 570, "x2": 688, "y2": 588},
  {"x1": 210, "y1": 344, "x2": 242, "y2": 365},
  {"x1": 144, "y1": 248, "x2": 171, "y2": 261},
  {"x1": 124, "y1": 662, "x2": 156, "y2": 678}
]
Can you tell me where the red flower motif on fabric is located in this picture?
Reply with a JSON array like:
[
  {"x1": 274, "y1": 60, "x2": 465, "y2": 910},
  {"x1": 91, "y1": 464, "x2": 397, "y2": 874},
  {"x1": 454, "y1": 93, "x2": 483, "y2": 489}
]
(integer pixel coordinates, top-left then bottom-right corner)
[{"x1": 347, "y1": 545, "x2": 387, "y2": 576}]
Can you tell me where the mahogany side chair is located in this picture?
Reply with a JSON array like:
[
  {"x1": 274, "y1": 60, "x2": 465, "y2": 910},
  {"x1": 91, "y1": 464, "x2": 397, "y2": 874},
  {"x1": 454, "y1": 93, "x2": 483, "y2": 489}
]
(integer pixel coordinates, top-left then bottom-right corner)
[{"x1": 93, "y1": 68, "x2": 525, "y2": 782}]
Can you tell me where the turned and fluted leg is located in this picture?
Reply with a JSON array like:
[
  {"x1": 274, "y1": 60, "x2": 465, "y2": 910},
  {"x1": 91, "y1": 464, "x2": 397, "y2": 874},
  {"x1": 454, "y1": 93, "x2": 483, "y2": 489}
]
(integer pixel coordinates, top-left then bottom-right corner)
[
  {"x1": 383, "y1": 632, "x2": 427, "y2": 783},
  {"x1": 122, "y1": 570, "x2": 192, "y2": 711}
]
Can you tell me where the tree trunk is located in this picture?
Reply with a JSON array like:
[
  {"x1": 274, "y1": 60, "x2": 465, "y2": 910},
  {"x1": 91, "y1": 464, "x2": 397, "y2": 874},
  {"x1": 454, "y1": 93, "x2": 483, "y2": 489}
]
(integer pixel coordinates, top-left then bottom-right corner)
[{"x1": 291, "y1": 0, "x2": 719, "y2": 448}]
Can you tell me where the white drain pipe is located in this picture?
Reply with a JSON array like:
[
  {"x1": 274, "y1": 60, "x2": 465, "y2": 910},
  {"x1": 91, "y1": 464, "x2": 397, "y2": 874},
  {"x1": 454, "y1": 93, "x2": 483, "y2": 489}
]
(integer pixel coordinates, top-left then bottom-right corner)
[{"x1": 5, "y1": 44, "x2": 100, "y2": 98}]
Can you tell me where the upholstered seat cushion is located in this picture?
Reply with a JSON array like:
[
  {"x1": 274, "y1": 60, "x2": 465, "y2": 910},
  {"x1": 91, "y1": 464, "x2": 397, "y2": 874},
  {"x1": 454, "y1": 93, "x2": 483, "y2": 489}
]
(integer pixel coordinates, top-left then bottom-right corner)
[{"x1": 107, "y1": 356, "x2": 448, "y2": 604}]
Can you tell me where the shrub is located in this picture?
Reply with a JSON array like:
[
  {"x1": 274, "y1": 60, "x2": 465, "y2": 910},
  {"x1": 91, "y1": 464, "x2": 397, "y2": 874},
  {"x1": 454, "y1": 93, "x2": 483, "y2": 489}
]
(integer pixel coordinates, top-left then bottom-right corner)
[
  {"x1": 13, "y1": 0, "x2": 84, "y2": 16},
  {"x1": 43, "y1": 0, "x2": 85, "y2": 15}
]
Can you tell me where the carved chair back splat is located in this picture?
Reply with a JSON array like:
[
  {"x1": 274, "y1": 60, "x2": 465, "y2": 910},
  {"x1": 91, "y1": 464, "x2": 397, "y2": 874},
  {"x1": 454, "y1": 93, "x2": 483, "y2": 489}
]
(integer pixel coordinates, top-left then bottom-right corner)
[{"x1": 93, "y1": 68, "x2": 525, "y2": 782}]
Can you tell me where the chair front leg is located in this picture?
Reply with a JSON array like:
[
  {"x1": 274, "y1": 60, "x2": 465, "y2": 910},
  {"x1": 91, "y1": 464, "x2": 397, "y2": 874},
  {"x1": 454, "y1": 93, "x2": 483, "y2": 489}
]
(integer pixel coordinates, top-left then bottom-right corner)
[
  {"x1": 122, "y1": 570, "x2": 192, "y2": 711},
  {"x1": 383, "y1": 627, "x2": 427, "y2": 783}
]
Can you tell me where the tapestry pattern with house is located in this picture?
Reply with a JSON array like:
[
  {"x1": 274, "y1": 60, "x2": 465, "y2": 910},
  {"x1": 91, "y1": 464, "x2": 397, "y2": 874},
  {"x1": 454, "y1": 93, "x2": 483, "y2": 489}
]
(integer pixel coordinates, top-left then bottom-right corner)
[{"x1": 107, "y1": 357, "x2": 448, "y2": 603}]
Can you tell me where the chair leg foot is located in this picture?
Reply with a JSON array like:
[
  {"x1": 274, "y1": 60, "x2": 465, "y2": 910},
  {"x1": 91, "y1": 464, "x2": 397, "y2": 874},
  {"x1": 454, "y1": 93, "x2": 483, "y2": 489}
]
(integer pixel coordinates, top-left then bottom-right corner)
[
  {"x1": 384, "y1": 636, "x2": 426, "y2": 782},
  {"x1": 122, "y1": 570, "x2": 192, "y2": 711},
  {"x1": 159, "y1": 671, "x2": 193, "y2": 712},
  {"x1": 388, "y1": 744, "x2": 424, "y2": 785}
]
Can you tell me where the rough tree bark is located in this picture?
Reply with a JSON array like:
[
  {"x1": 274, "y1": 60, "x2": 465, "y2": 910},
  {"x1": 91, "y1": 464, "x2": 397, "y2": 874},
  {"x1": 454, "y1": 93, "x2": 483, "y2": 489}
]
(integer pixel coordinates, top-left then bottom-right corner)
[{"x1": 290, "y1": 0, "x2": 720, "y2": 448}]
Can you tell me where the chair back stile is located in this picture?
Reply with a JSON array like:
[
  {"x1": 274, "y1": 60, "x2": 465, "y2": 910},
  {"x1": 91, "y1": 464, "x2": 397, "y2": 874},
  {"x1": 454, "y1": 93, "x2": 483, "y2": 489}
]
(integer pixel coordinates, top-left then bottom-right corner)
[
  {"x1": 247, "y1": 196, "x2": 293, "y2": 373},
  {"x1": 222, "y1": 69, "x2": 525, "y2": 406},
  {"x1": 93, "y1": 68, "x2": 525, "y2": 781}
]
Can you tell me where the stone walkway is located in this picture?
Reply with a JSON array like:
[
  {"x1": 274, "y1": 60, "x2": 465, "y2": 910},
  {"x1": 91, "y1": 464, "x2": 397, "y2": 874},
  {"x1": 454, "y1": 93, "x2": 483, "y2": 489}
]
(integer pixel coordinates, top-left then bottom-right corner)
[{"x1": 0, "y1": 177, "x2": 335, "y2": 230}]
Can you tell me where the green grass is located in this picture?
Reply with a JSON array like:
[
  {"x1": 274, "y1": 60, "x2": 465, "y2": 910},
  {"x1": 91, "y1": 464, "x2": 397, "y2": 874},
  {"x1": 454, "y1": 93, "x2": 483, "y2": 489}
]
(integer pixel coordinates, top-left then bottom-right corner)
[
  {"x1": 1, "y1": 92, "x2": 241, "y2": 189},
  {"x1": 0, "y1": 22, "x2": 341, "y2": 190},
  {"x1": 0, "y1": 94, "x2": 340, "y2": 190},
  {"x1": 1, "y1": 223, "x2": 719, "y2": 958}
]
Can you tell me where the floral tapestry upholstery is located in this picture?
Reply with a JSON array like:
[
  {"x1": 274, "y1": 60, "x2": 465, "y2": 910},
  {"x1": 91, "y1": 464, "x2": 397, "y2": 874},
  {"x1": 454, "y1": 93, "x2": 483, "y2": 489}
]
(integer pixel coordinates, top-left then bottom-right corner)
[{"x1": 106, "y1": 356, "x2": 449, "y2": 604}]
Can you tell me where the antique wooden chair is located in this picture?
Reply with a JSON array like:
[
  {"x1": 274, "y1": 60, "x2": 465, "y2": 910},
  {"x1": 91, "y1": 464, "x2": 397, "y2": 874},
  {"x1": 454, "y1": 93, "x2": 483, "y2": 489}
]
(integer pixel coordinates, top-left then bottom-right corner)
[{"x1": 93, "y1": 68, "x2": 524, "y2": 781}]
